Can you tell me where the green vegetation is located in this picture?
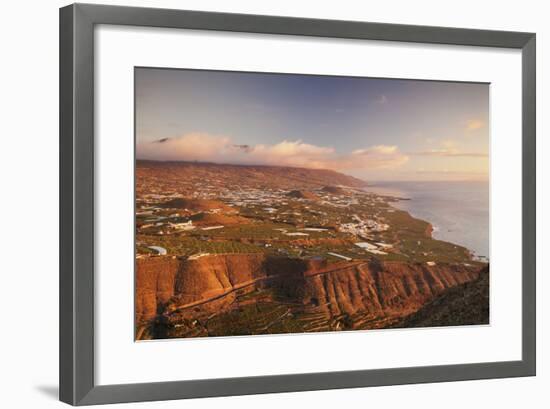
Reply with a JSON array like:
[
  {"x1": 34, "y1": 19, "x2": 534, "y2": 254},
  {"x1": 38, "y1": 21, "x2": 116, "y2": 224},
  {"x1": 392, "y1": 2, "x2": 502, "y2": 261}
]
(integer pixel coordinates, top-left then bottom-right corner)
[
  {"x1": 136, "y1": 177, "x2": 483, "y2": 266},
  {"x1": 137, "y1": 235, "x2": 263, "y2": 256},
  {"x1": 136, "y1": 162, "x2": 488, "y2": 340}
]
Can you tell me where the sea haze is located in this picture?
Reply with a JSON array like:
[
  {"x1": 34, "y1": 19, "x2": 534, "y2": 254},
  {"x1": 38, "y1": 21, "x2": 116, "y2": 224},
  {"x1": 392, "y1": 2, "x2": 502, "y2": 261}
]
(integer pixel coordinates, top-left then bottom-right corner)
[{"x1": 364, "y1": 181, "x2": 489, "y2": 259}]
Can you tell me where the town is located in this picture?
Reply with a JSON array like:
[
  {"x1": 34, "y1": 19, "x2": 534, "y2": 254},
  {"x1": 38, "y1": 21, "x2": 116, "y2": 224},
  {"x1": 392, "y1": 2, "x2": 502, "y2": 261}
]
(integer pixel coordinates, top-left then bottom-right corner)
[
  {"x1": 136, "y1": 162, "x2": 476, "y2": 266},
  {"x1": 134, "y1": 161, "x2": 487, "y2": 340}
]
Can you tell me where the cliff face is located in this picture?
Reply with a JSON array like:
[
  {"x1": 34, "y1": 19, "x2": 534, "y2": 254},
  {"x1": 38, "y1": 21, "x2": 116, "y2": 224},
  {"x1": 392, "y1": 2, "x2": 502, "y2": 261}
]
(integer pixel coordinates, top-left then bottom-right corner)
[
  {"x1": 303, "y1": 259, "x2": 479, "y2": 320},
  {"x1": 173, "y1": 254, "x2": 267, "y2": 303},
  {"x1": 392, "y1": 266, "x2": 489, "y2": 328},
  {"x1": 136, "y1": 254, "x2": 482, "y2": 332},
  {"x1": 135, "y1": 257, "x2": 179, "y2": 323}
]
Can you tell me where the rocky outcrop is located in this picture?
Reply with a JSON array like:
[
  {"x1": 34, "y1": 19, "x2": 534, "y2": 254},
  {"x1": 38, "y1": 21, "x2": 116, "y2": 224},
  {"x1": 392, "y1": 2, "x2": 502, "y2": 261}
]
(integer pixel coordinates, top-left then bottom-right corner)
[
  {"x1": 189, "y1": 212, "x2": 251, "y2": 226},
  {"x1": 136, "y1": 254, "x2": 269, "y2": 323},
  {"x1": 173, "y1": 254, "x2": 267, "y2": 303},
  {"x1": 392, "y1": 266, "x2": 489, "y2": 328},
  {"x1": 287, "y1": 190, "x2": 319, "y2": 200},
  {"x1": 303, "y1": 259, "x2": 479, "y2": 319},
  {"x1": 321, "y1": 186, "x2": 348, "y2": 195},
  {"x1": 136, "y1": 254, "x2": 483, "y2": 330},
  {"x1": 135, "y1": 257, "x2": 180, "y2": 323}
]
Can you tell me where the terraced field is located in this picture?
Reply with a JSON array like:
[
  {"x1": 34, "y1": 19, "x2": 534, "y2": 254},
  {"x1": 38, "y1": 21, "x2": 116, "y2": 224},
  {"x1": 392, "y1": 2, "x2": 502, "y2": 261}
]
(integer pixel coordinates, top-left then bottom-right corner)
[
  {"x1": 137, "y1": 235, "x2": 263, "y2": 256},
  {"x1": 135, "y1": 161, "x2": 488, "y2": 339},
  {"x1": 150, "y1": 286, "x2": 409, "y2": 339}
]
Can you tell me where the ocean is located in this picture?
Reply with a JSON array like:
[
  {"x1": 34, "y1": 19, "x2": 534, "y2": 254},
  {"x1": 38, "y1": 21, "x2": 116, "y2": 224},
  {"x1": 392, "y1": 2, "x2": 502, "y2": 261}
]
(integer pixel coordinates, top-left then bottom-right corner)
[{"x1": 364, "y1": 181, "x2": 489, "y2": 260}]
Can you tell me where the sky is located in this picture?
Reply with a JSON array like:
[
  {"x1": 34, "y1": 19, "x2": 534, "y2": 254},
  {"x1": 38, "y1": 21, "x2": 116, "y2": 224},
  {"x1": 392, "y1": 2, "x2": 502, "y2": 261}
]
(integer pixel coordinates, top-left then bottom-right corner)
[{"x1": 136, "y1": 68, "x2": 489, "y2": 182}]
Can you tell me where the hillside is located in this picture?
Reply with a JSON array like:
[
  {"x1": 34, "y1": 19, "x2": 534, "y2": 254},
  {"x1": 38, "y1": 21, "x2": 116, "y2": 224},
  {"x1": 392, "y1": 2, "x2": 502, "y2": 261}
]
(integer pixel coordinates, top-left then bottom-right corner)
[
  {"x1": 321, "y1": 185, "x2": 348, "y2": 195},
  {"x1": 136, "y1": 160, "x2": 367, "y2": 194},
  {"x1": 391, "y1": 266, "x2": 489, "y2": 328},
  {"x1": 159, "y1": 198, "x2": 233, "y2": 212},
  {"x1": 135, "y1": 159, "x2": 487, "y2": 340},
  {"x1": 135, "y1": 254, "x2": 483, "y2": 339},
  {"x1": 286, "y1": 190, "x2": 319, "y2": 200}
]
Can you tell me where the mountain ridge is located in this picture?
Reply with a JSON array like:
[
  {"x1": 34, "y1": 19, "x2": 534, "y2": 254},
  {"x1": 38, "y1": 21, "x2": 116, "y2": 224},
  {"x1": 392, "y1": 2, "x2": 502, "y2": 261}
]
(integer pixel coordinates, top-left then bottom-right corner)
[
  {"x1": 135, "y1": 254, "x2": 484, "y2": 339},
  {"x1": 136, "y1": 159, "x2": 368, "y2": 190}
]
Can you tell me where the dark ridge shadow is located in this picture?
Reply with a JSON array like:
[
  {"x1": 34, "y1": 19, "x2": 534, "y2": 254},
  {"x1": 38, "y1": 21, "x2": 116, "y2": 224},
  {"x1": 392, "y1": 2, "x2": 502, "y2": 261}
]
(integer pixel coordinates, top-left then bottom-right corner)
[
  {"x1": 35, "y1": 385, "x2": 58, "y2": 400},
  {"x1": 263, "y1": 256, "x2": 308, "y2": 300}
]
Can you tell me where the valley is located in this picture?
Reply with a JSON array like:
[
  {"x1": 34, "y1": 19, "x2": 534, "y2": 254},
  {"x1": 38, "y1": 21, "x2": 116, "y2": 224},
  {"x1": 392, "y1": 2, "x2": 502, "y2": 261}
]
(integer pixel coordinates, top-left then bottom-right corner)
[{"x1": 135, "y1": 160, "x2": 489, "y2": 340}]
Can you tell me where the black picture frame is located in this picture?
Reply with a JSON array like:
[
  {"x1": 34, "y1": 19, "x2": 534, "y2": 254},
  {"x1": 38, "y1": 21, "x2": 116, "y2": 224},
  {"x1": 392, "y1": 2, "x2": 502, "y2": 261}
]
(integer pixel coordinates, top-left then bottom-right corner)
[{"x1": 59, "y1": 3, "x2": 536, "y2": 406}]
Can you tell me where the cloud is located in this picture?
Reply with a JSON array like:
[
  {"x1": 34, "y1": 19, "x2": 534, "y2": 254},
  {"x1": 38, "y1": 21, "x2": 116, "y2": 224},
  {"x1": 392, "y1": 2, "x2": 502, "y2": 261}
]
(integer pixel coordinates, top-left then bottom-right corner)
[
  {"x1": 346, "y1": 145, "x2": 409, "y2": 169},
  {"x1": 466, "y1": 119, "x2": 484, "y2": 131},
  {"x1": 137, "y1": 133, "x2": 408, "y2": 171},
  {"x1": 410, "y1": 149, "x2": 487, "y2": 158},
  {"x1": 232, "y1": 144, "x2": 253, "y2": 153},
  {"x1": 376, "y1": 95, "x2": 388, "y2": 105},
  {"x1": 354, "y1": 145, "x2": 397, "y2": 155},
  {"x1": 411, "y1": 138, "x2": 487, "y2": 158}
]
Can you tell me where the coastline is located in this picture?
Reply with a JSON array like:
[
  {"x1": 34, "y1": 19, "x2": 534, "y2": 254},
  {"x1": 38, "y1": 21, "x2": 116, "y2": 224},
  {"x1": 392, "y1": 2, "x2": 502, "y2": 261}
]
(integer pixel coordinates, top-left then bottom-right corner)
[
  {"x1": 363, "y1": 181, "x2": 489, "y2": 261},
  {"x1": 135, "y1": 165, "x2": 489, "y2": 339},
  {"x1": 390, "y1": 197, "x2": 486, "y2": 263}
]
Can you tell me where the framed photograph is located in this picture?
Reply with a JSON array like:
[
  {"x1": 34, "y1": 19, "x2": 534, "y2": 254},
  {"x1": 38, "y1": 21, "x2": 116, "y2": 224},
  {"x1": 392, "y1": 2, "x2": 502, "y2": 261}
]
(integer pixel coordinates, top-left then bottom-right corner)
[{"x1": 60, "y1": 3, "x2": 536, "y2": 406}]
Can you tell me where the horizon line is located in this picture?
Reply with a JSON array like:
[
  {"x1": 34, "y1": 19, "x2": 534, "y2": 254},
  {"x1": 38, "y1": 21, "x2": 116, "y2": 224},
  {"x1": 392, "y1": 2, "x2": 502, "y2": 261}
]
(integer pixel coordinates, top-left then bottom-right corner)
[{"x1": 136, "y1": 158, "x2": 488, "y2": 183}]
